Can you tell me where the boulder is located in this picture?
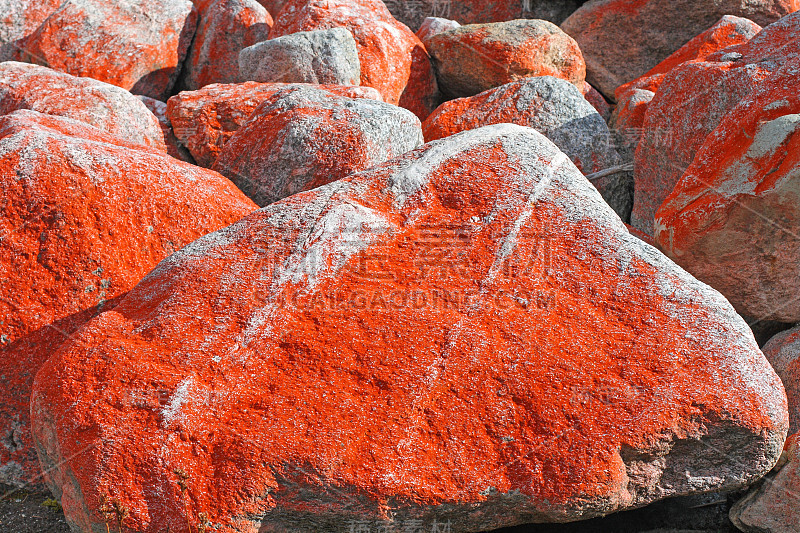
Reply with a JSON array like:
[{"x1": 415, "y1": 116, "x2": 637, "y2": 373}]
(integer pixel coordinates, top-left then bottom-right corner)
[
  {"x1": 179, "y1": 0, "x2": 272, "y2": 91},
  {"x1": 32, "y1": 124, "x2": 787, "y2": 532},
  {"x1": 422, "y1": 77, "x2": 628, "y2": 219},
  {"x1": 762, "y1": 325, "x2": 800, "y2": 433},
  {"x1": 0, "y1": 61, "x2": 167, "y2": 151},
  {"x1": 416, "y1": 16, "x2": 460, "y2": 43},
  {"x1": 17, "y1": 0, "x2": 198, "y2": 100},
  {"x1": 608, "y1": 88, "x2": 653, "y2": 169},
  {"x1": 239, "y1": 28, "x2": 360, "y2": 86},
  {"x1": 730, "y1": 434, "x2": 800, "y2": 533},
  {"x1": 137, "y1": 95, "x2": 196, "y2": 163},
  {"x1": 426, "y1": 19, "x2": 585, "y2": 98},
  {"x1": 634, "y1": 11, "x2": 800, "y2": 234},
  {"x1": 582, "y1": 81, "x2": 611, "y2": 122},
  {"x1": 561, "y1": 0, "x2": 797, "y2": 99},
  {"x1": 166, "y1": 81, "x2": 382, "y2": 167},
  {"x1": 0, "y1": 0, "x2": 62, "y2": 62},
  {"x1": 270, "y1": 0, "x2": 438, "y2": 120},
  {"x1": 213, "y1": 85, "x2": 423, "y2": 205},
  {"x1": 654, "y1": 56, "x2": 800, "y2": 323},
  {"x1": 0, "y1": 110, "x2": 256, "y2": 489}
]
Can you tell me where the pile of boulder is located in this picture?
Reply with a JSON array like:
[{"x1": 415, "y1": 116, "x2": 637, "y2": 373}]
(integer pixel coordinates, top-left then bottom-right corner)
[{"x1": 2, "y1": 1, "x2": 800, "y2": 532}]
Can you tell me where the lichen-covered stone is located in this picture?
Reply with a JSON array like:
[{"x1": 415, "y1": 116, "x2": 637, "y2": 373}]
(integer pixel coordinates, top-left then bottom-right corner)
[
  {"x1": 213, "y1": 85, "x2": 423, "y2": 205},
  {"x1": 31, "y1": 124, "x2": 786, "y2": 532}
]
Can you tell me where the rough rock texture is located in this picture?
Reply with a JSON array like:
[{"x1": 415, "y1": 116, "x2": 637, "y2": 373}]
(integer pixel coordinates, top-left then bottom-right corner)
[
  {"x1": 0, "y1": 0, "x2": 62, "y2": 62},
  {"x1": 730, "y1": 434, "x2": 800, "y2": 533},
  {"x1": 634, "y1": 11, "x2": 800, "y2": 234},
  {"x1": 613, "y1": 15, "x2": 762, "y2": 103},
  {"x1": 239, "y1": 28, "x2": 360, "y2": 86},
  {"x1": 179, "y1": 0, "x2": 272, "y2": 91},
  {"x1": 422, "y1": 77, "x2": 628, "y2": 219},
  {"x1": 166, "y1": 81, "x2": 382, "y2": 167},
  {"x1": 608, "y1": 88, "x2": 653, "y2": 171},
  {"x1": 0, "y1": 61, "x2": 167, "y2": 151},
  {"x1": 213, "y1": 85, "x2": 423, "y2": 205},
  {"x1": 31, "y1": 124, "x2": 787, "y2": 533},
  {"x1": 427, "y1": 19, "x2": 585, "y2": 98},
  {"x1": 582, "y1": 81, "x2": 610, "y2": 122},
  {"x1": 416, "y1": 16, "x2": 461, "y2": 43},
  {"x1": 385, "y1": 0, "x2": 585, "y2": 31},
  {"x1": 560, "y1": 0, "x2": 798, "y2": 99},
  {"x1": 137, "y1": 95, "x2": 196, "y2": 163},
  {"x1": 270, "y1": 0, "x2": 438, "y2": 120},
  {"x1": 0, "y1": 110, "x2": 257, "y2": 489},
  {"x1": 762, "y1": 326, "x2": 800, "y2": 433},
  {"x1": 17, "y1": 0, "x2": 198, "y2": 100},
  {"x1": 256, "y1": 0, "x2": 285, "y2": 13},
  {"x1": 654, "y1": 56, "x2": 800, "y2": 323}
]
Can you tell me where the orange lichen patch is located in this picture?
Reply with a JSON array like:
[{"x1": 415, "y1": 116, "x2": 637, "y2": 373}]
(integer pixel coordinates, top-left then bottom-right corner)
[
  {"x1": 0, "y1": 110, "x2": 256, "y2": 489},
  {"x1": 17, "y1": 0, "x2": 198, "y2": 100},
  {"x1": 166, "y1": 81, "x2": 383, "y2": 167},
  {"x1": 270, "y1": 0, "x2": 438, "y2": 119},
  {"x1": 31, "y1": 125, "x2": 786, "y2": 532}
]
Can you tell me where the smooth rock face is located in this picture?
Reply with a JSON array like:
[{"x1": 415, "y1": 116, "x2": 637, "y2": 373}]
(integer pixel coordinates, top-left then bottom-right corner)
[
  {"x1": 762, "y1": 326, "x2": 800, "y2": 433},
  {"x1": 427, "y1": 19, "x2": 585, "y2": 98},
  {"x1": 416, "y1": 16, "x2": 461, "y2": 42},
  {"x1": 32, "y1": 124, "x2": 787, "y2": 532},
  {"x1": 270, "y1": 0, "x2": 438, "y2": 120},
  {"x1": 239, "y1": 28, "x2": 360, "y2": 85},
  {"x1": 654, "y1": 56, "x2": 800, "y2": 323},
  {"x1": 561, "y1": 0, "x2": 797, "y2": 99},
  {"x1": 17, "y1": 0, "x2": 198, "y2": 100},
  {"x1": 632, "y1": 11, "x2": 800, "y2": 234},
  {"x1": 422, "y1": 77, "x2": 628, "y2": 219},
  {"x1": 137, "y1": 95, "x2": 196, "y2": 163},
  {"x1": 166, "y1": 81, "x2": 383, "y2": 167},
  {"x1": 0, "y1": 110, "x2": 256, "y2": 489},
  {"x1": 0, "y1": 0, "x2": 62, "y2": 61},
  {"x1": 613, "y1": 15, "x2": 762, "y2": 103},
  {"x1": 0, "y1": 61, "x2": 167, "y2": 151},
  {"x1": 179, "y1": 0, "x2": 272, "y2": 91},
  {"x1": 730, "y1": 434, "x2": 800, "y2": 533},
  {"x1": 213, "y1": 85, "x2": 423, "y2": 205}
]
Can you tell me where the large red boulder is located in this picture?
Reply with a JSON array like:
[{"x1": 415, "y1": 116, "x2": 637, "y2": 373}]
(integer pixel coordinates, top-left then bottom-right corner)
[
  {"x1": 561, "y1": 0, "x2": 797, "y2": 99},
  {"x1": 0, "y1": 110, "x2": 256, "y2": 489},
  {"x1": 213, "y1": 85, "x2": 423, "y2": 205},
  {"x1": 166, "y1": 81, "x2": 382, "y2": 167},
  {"x1": 179, "y1": 0, "x2": 272, "y2": 91},
  {"x1": 0, "y1": 0, "x2": 62, "y2": 61},
  {"x1": 17, "y1": 0, "x2": 198, "y2": 100},
  {"x1": 31, "y1": 124, "x2": 787, "y2": 532},
  {"x1": 0, "y1": 61, "x2": 167, "y2": 151},
  {"x1": 270, "y1": 0, "x2": 438, "y2": 120},
  {"x1": 654, "y1": 55, "x2": 800, "y2": 323},
  {"x1": 426, "y1": 19, "x2": 585, "y2": 98}
]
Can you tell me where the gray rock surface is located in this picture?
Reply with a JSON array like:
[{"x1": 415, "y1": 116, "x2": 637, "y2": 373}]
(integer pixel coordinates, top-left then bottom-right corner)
[
  {"x1": 213, "y1": 85, "x2": 422, "y2": 205},
  {"x1": 239, "y1": 28, "x2": 361, "y2": 86},
  {"x1": 416, "y1": 16, "x2": 460, "y2": 43}
]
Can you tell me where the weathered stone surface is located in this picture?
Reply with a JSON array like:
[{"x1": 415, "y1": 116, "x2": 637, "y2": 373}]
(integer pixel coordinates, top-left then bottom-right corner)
[
  {"x1": 239, "y1": 28, "x2": 360, "y2": 86},
  {"x1": 416, "y1": 16, "x2": 461, "y2": 43},
  {"x1": 385, "y1": 0, "x2": 585, "y2": 31},
  {"x1": 427, "y1": 19, "x2": 585, "y2": 98},
  {"x1": 17, "y1": 0, "x2": 198, "y2": 100},
  {"x1": 32, "y1": 124, "x2": 787, "y2": 532},
  {"x1": 730, "y1": 434, "x2": 800, "y2": 533},
  {"x1": 167, "y1": 81, "x2": 382, "y2": 167},
  {"x1": 561, "y1": 0, "x2": 797, "y2": 99},
  {"x1": 422, "y1": 77, "x2": 628, "y2": 218},
  {"x1": 762, "y1": 326, "x2": 800, "y2": 433},
  {"x1": 613, "y1": 15, "x2": 762, "y2": 103},
  {"x1": 270, "y1": 0, "x2": 438, "y2": 120},
  {"x1": 0, "y1": 61, "x2": 167, "y2": 151},
  {"x1": 608, "y1": 88, "x2": 653, "y2": 172},
  {"x1": 0, "y1": 110, "x2": 256, "y2": 489},
  {"x1": 0, "y1": 0, "x2": 62, "y2": 62},
  {"x1": 634, "y1": 11, "x2": 800, "y2": 234},
  {"x1": 582, "y1": 81, "x2": 610, "y2": 122},
  {"x1": 654, "y1": 56, "x2": 800, "y2": 323},
  {"x1": 213, "y1": 85, "x2": 422, "y2": 205},
  {"x1": 137, "y1": 95, "x2": 196, "y2": 163},
  {"x1": 179, "y1": 0, "x2": 272, "y2": 91}
]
